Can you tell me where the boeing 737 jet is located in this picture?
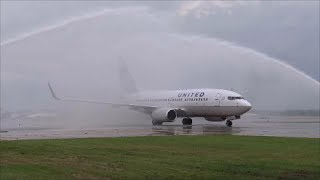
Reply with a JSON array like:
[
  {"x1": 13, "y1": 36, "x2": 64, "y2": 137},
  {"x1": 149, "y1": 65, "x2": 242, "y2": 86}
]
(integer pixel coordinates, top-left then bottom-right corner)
[{"x1": 48, "y1": 61, "x2": 252, "y2": 127}]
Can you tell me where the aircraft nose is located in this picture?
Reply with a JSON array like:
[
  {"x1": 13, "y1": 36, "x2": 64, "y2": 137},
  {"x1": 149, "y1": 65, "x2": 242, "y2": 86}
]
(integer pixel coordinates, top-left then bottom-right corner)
[{"x1": 243, "y1": 100, "x2": 252, "y2": 112}]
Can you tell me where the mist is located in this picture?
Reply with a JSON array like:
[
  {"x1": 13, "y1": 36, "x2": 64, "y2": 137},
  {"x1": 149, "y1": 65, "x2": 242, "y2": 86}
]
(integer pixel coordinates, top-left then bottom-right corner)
[{"x1": 1, "y1": 2, "x2": 319, "y2": 128}]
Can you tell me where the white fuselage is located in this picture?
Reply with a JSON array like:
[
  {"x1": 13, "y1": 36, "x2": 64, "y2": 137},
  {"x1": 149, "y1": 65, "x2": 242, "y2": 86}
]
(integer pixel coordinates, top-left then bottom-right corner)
[{"x1": 125, "y1": 89, "x2": 252, "y2": 118}]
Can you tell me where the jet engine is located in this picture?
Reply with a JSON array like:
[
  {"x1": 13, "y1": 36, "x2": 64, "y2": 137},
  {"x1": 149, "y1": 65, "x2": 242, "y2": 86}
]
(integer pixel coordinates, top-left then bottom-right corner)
[{"x1": 151, "y1": 108, "x2": 177, "y2": 123}]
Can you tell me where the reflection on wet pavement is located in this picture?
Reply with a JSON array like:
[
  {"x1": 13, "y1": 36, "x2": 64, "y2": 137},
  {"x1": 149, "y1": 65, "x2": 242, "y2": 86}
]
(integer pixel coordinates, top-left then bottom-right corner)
[
  {"x1": 151, "y1": 125, "x2": 241, "y2": 136},
  {"x1": 1, "y1": 115, "x2": 319, "y2": 140}
]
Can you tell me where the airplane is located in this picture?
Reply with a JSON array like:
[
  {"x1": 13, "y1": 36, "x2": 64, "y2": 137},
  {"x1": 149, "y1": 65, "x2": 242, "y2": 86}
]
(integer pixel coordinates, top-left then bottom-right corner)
[{"x1": 48, "y1": 61, "x2": 252, "y2": 127}]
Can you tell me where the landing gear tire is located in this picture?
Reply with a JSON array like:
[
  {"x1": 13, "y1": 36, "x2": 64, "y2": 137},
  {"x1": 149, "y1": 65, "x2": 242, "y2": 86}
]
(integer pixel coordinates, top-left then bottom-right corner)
[
  {"x1": 152, "y1": 120, "x2": 163, "y2": 126},
  {"x1": 226, "y1": 120, "x2": 233, "y2": 127},
  {"x1": 182, "y1": 118, "x2": 192, "y2": 125}
]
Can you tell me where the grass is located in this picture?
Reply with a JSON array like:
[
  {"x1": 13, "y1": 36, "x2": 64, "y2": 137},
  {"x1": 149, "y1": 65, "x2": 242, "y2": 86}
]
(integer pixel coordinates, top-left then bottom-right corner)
[{"x1": 1, "y1": 135, "x2": 319, "y2": 179}]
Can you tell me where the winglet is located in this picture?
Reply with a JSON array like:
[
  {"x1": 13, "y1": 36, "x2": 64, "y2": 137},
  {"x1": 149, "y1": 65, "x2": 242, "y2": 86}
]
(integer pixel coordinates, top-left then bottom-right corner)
[{"x1": 48, "y1": 82, "x2": 60, "y2": 100}]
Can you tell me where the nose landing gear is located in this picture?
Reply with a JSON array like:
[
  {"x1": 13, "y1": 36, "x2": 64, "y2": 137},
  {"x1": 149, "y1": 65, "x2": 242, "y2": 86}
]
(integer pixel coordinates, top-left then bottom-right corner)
[
  {"x1": 182, "y1": 118, "x2": 192, "y2": 125},
  {"x1": 226, "y1": 120, "x2": 233, "y2": 127}
]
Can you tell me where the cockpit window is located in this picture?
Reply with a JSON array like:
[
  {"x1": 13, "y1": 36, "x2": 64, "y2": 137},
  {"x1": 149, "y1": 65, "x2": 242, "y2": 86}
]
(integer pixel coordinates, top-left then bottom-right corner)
[{"x1": 228, "y1": 96, "x2": 244, "y2": 100}]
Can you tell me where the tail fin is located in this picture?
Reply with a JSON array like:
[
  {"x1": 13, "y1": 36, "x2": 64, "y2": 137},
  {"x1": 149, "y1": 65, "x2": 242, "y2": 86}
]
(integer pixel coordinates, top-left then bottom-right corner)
[
  {"x1": 48, "y1": 82, "x2": 60, "y2": 100},
  {"x1": 118, "y1": 59, "x2": 138, "y2": 94}
]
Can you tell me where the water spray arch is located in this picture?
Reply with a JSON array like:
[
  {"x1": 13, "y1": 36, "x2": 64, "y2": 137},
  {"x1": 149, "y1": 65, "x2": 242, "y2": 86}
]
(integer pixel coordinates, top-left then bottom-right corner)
[{"x1": 1, "y1": 7, "x2": 319, "y2": 110}]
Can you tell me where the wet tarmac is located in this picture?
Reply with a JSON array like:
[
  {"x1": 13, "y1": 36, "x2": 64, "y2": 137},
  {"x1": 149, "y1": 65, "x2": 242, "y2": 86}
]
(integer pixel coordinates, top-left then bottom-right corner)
[{"x1": 1, "y1": 114, "x2": 319, "y2": 140}]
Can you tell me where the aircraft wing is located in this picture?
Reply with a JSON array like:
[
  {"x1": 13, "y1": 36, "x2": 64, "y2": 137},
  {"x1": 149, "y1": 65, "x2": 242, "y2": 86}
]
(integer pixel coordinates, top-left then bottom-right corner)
[{"x1": 48, "y1": 82, "x2": 157, "y2": 114}]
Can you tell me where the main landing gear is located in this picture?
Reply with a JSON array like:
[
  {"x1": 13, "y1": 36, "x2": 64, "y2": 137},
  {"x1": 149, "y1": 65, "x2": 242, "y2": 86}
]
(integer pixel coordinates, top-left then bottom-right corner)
[
  {"x1": 226, "y1": 120, "x2": 233, "y2": 127},
  {"x1": 152, "y1": 120, "x2": 163, "y2": 126},
  {"x1": 182, "y1": 118, "x2": 192, "y2": 125}
]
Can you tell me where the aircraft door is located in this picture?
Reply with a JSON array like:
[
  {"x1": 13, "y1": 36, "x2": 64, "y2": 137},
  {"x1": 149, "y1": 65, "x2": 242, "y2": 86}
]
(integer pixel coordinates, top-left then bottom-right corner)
[{"x1": 215, "y1": 93, "x2": 222, "y2": 106}]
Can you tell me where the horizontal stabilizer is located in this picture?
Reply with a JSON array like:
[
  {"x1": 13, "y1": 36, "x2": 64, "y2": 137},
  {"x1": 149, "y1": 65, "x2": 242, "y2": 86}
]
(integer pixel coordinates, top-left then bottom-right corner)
[{"x1": 47, "y1": 82, "x2": 156, "y2": 114}]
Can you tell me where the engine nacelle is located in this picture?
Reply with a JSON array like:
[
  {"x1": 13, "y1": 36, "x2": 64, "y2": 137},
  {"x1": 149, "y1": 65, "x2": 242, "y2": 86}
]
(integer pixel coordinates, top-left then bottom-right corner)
[
  {"x1": 204, "y1": 117, "x2": 226, "y2": 122},
  {"x1": 151, "y1": 108, "x2": 177, "y2": 122}
]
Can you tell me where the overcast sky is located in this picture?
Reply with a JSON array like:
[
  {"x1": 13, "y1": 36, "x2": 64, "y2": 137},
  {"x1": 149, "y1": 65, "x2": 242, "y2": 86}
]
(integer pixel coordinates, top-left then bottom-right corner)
[{"x1": 1, "y1": 1, "x2": 319, "y2": 111}]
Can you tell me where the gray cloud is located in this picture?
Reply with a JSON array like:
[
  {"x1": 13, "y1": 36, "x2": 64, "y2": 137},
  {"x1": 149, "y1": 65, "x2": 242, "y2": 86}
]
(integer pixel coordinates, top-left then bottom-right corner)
[
  {"x1": 174, "y1": 1, "x2": 320, "y2": 80},
  {"x1": 1, "y1": 6, "x2": 318, "y2": 112},
  {"x1": 1, "y1": 1, "x2": 318, "y2": 81}
]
